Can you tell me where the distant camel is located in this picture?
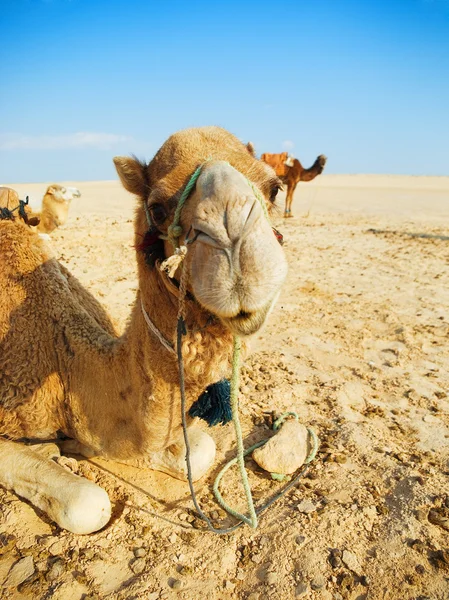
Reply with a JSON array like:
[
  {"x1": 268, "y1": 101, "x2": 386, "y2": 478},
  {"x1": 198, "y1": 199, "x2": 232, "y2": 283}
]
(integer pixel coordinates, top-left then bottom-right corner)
[
  {"x1": 261, "y1": 152, "x2": 327, "y2": 217},
  {"x1": 0, "y1": 126, "x2": 287, "y2": 534},
  {"x1": 36, "y1": 184, "x2": 81, "y2": 236}
]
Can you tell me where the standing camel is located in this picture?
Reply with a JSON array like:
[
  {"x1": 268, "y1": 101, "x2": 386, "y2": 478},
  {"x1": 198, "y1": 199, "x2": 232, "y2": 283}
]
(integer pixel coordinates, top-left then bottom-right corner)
[
  {"x1": 0, "y1": 126, "x2": 287, "y2": 534},
  {"x1": 261, "y1": 152, "x2": 327, "y2": 217}
]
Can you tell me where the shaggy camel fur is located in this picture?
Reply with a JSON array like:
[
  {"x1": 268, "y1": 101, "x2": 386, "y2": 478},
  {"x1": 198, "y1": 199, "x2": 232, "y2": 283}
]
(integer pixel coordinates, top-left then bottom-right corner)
[
  {"x1": 0, "y1": 127, "x2": 287, "y2": 533},
  {"x1": 261, "y1": 152, "x2": 327, "y2": 217}
]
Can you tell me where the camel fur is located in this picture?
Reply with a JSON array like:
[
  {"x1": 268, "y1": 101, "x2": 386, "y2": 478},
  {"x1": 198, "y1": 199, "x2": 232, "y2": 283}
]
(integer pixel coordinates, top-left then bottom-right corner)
[{"x1": 0, "y1": 126, "x2": 287, "y2": 534}]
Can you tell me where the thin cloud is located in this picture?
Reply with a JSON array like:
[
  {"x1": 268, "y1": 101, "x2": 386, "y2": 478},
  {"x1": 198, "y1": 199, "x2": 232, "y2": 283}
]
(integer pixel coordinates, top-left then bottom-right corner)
[
  {"x1": 282, "y1": 140, "x2": 295, "y2": 151},
  {"x1": 0, "y1": 132, "x2": 134, "y2": 151}
]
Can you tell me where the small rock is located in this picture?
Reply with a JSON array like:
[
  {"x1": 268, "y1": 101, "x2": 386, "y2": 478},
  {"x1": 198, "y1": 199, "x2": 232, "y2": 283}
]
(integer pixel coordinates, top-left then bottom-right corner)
[
  {"x1": 415, "y1": 564, "x2": 425, "y2": 575},
  {"x1": 170, "y1": 578, "x2": 183, "y2": 590},
  {"x1": 265, "y1": 571, "x2": 278, "y2": 585},
  {"x1": 0, "y1": 534, "x2": 17, "y2": 556},
  {"x1": 428, "y1": 507, "x2": 449, "y2": 531},
  {"x1": 342, "y1": 550, "x2": 362, "y2": 575},
  {"x1": 329, "y1": 549, "x2": 342, "y2": 569},
  {"x1": 295, "y1": 582, "x2": 309, "y2": 596},
  {"x1": 247, "y1": 593, "x2": 259, "y2": 600},
  {"x1": 252, "y1": 421, "x2": 311, "y2": 474},
  {"x1": 134, "y1": 547, "x2": 146, "y2": 558},
  {"x1": 310, "y1": 575, "x2": 326, "y2": 590},
  {"x1": 4, "y1": 556, "x2": 35, "y2": 588},
  {"x1": 131, "y1": 558, "x2": 146, "y2": 574},
  {"x1": 46, "y1": 559, "x2": 65, "y2": 581},
  {"x1": 295, "y1": 535, "x2": 306, "y2": 545},
  {"x1": 297, "y1": 500, "x2": 316, "y2": 514}
]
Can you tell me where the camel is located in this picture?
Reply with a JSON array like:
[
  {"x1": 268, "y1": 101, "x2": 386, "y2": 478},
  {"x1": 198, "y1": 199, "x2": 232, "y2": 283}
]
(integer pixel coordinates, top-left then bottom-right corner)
[
  {"x1": 260, "y1": 152, "x2": 327, "y2": 217},
  {"x1": 0, "y1": 126, "x2": 288, "y2": 534},
  {"x1": 35, "y1": 184, "x2": 81, "y2": 236}
]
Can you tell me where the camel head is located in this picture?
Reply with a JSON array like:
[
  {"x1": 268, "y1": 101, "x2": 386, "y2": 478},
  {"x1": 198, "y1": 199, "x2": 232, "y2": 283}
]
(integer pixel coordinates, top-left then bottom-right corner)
[
  {"x1": 44, "y1": 184, "x2": 81, "y2": 203},
  {"x1": 114, "y1": 126, "x2": 288, "y2": 336}
]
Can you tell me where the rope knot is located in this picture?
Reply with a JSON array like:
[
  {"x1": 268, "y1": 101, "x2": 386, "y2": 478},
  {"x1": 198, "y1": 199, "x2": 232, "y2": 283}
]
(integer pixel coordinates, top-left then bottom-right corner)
[
  {"x1": 168, "y1": 224, "x2": 183, "y2": 240},
  {"x1": 159, "y1": 245, "x2": 187, "y2": 278}
]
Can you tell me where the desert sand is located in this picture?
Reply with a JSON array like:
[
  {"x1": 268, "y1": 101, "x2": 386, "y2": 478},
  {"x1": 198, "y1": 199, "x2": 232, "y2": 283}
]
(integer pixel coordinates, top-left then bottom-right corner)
[{"x1": 1, "y1": 174, "x2": 449, "y2": 600}]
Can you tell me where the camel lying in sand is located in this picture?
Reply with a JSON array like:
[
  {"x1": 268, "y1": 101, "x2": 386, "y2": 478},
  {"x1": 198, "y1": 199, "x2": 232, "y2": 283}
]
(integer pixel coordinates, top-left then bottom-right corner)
[
  {"x1": 0, "y1": 127, "x2": 287, "y2": 534},
  {"x1": 35, "y1": 184, "x2": 81, "y2": 236},
  {"x1": 261, "y1": 152, "x2": 327, "y2": 217}
]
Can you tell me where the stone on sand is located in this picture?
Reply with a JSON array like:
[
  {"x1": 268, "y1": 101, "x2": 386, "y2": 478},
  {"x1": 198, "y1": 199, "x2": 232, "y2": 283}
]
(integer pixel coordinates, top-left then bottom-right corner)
[{"x1": 252, "y1": 420, "x2": 310, "y2": 475}]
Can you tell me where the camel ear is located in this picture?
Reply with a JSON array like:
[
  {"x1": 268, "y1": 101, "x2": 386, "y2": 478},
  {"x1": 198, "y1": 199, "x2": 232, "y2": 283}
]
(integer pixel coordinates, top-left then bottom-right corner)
[
  {"x1": 46, "y1": 186, "x2": 56, "y2": 195},
  {"x1": 113, "y1": 156, "x2": 148, "y2": 197},
  {"x1": 246, "y1": 141, "x2": 256, "y2": 157}
]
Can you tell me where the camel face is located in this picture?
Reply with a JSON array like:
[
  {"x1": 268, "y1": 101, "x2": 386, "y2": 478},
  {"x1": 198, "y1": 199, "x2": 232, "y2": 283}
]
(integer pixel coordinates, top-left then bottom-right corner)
[
  {"x1": 186, "y1": 161, "x2": 287, "y2": 335},
  {"x1": 46, "y1": 185, "x2": 81, "y2": 203},
  {"x1": 115, "y1": 126, "x2": 288, "y2": 337}
]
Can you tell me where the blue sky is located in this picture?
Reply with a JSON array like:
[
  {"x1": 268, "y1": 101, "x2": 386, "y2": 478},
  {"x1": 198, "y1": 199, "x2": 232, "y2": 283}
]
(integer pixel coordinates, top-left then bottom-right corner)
[{"x1": 1, "y1": 0, "x2": 448, "y2": 181}]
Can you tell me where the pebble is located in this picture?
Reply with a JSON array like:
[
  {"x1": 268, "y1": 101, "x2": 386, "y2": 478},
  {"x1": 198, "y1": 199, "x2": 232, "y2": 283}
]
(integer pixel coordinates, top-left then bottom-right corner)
[
  {"x1": 265, "y1": 571, "x2": 278, "y2": 585},
  {"x1": 295, "y1": 535, "x2": 306, "y2": 545},
  {"x1": 428, "y1": 507, "x2": 449, "y2": 531},
  {"x1": 297, "y1": 500, "x2": 316, "y2": 514},
  {"x1": 131, "y1": 558, "x2": 146, "y2": 574},
  {"x1": 247, "y1": 594, "x2": 259, "y2": 600},
  {"x1": 134, "y1": 547, "x2": 146, "y2": 558},
  {"x1": 4, "y1": 556, "x2": 35, "y2": 588},
  {"x1": 295, "y1": 582, "x2": 309, "y2": 596},
  {"x1": 253, "y1": 420, "x2": 310, "y2": 474},
  {"x1": 46, "y1": 559, "x2": 65, "y2": 581},
  {"x1": 170, "y1": 579, "x2": 183, "y2": 590},
  {"x1": 342, "y1": 550, "x2": 362, "y2": 575},
  {"x1": 311, "y1": 575, "x2": 326, "y2": 590}
]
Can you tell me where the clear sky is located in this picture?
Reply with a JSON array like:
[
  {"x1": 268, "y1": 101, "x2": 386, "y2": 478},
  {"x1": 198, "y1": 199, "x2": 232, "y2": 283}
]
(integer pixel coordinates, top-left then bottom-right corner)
[{"x1": 1, "y1": 0, "x2": 448, "y2": 182}]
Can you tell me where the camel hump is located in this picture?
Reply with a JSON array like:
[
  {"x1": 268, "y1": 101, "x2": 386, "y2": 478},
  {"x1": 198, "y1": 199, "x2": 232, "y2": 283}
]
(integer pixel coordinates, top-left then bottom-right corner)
[
  {"x1": 0, "y1": 187, "x2": 41, "y2": 226},
  {"x1": 0, "y1": 186, "x2": 20, "y2": 211}
]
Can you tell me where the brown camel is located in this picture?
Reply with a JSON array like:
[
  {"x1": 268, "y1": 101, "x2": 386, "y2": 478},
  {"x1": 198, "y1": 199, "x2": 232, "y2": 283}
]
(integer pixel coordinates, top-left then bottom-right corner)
[
  {"x1": 260, "y1": 152, "x2": 327, "y2": 217},
  {"x1": 0, "y1": 126, "x2": 287, "y2": 534}
]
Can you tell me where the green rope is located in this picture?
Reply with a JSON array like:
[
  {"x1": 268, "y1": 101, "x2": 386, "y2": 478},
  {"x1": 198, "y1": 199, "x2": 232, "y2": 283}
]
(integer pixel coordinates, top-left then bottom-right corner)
[
  {"x1": 213, "y1": 418, "x2": 319, "y2": 512},
  {"x1": 219, "y1": 335, "x2": 258, "y2": 528},
  {"x1": 157, "y1": 159, "x2": 320, "y2": 533},
  {"x1": 167, "y1": 164, "x2": 204, "y2": 248}
]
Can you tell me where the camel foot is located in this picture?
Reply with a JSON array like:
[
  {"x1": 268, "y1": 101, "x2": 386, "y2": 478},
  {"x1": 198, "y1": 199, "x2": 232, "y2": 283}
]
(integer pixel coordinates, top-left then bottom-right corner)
[
  {"x1": 147, "y1": 428, "x2": 216, "y2": 482},
  {"x1": 57, "y1": 439, "x2": 98, "y2": 458},
  {"x1": 284, "y1": 211, "x2": 294, "y2": 218}
]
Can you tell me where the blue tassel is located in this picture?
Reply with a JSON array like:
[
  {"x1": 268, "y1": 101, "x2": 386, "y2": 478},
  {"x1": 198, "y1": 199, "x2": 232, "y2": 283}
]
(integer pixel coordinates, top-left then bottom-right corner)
[{"x1": 189, "y1": 379, "x2": 232, "y2": 426}]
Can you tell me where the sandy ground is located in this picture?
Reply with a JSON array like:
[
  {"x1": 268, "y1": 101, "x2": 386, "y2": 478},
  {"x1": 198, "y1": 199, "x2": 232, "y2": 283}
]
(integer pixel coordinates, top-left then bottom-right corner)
[{"x1": 1, "y1": 174, "x2": 449, "y2": 600}]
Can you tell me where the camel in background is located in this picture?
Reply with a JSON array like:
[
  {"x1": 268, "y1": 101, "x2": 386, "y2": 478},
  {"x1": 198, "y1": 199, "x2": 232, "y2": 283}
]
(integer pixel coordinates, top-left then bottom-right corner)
[
  {"x1": 35, "y1": 184, "x2": 81, "y2": 236},
  {"x1": 261, "y1": 152, "x2": 327, "y2": 217},
  {"x1": 0, "y1": 126, "x2": 287, "y2": 534}
]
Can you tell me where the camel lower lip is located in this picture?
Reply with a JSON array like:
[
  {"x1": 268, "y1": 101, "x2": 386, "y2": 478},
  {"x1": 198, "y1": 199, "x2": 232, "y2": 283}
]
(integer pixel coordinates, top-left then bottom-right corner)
[{"x1": 221, "y1": 307, "x2": 270, "y2": 336}]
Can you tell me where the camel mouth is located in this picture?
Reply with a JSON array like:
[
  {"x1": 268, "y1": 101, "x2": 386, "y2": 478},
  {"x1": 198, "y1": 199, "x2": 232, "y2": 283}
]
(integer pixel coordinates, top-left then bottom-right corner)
[{"x1": 220, "y1": 303, "x2": 272, "y2": 336}]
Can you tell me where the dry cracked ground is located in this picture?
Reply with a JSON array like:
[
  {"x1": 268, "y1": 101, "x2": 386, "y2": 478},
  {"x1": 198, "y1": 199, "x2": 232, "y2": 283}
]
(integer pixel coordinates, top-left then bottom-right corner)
[{"x1": 1, "y1": 177, "x2": 448, "y2": 600}]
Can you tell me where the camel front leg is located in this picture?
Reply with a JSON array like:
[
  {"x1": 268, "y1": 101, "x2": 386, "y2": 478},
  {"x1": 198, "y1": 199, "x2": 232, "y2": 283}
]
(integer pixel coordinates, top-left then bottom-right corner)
[{"x1": 0, "y1": 438, "x2": 111, "y2": 534}]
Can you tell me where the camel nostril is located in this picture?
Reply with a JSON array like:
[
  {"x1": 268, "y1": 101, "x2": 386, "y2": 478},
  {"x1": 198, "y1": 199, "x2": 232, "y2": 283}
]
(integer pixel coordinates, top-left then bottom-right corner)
[{"x1": 236, "y1": 310, "x2": 252, "y2": 320}]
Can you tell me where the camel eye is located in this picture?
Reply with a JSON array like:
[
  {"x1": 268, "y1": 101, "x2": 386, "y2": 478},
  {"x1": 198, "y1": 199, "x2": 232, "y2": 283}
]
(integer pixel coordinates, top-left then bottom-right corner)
[
  {"x1": 270, "y1": 186, "x2": 280, "y2": 203},
  {"x1": 149, "y1": 203, "x2": 167, "y2": 225}
]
